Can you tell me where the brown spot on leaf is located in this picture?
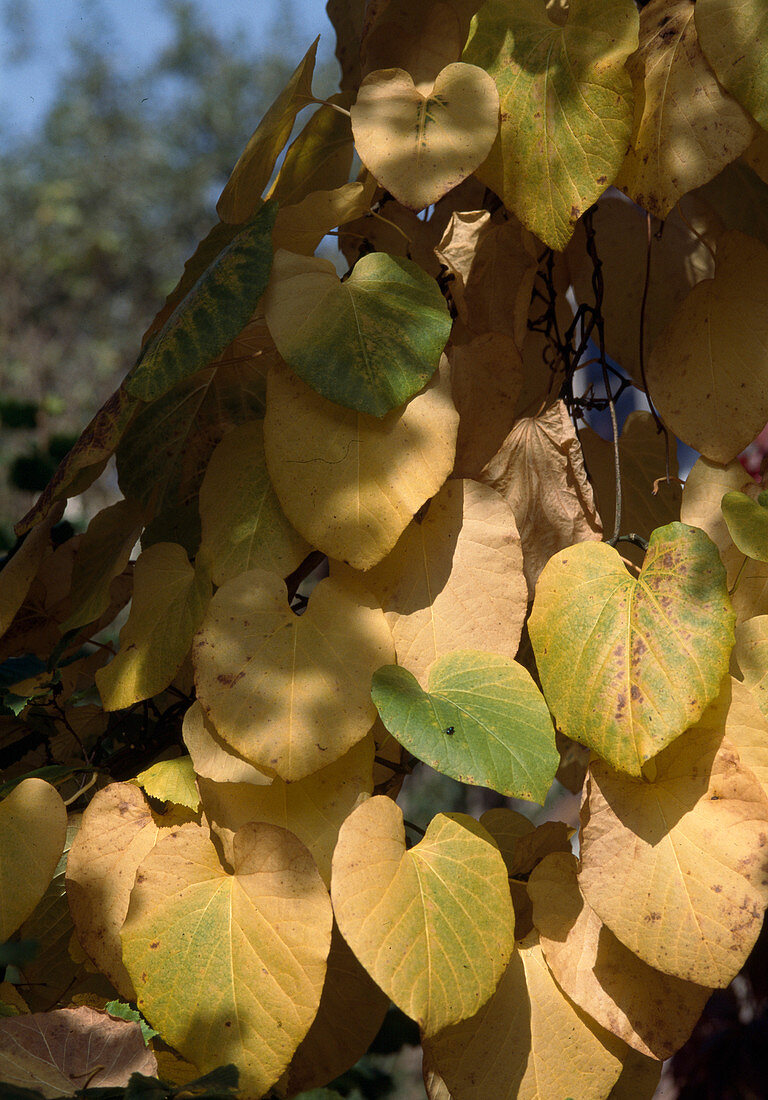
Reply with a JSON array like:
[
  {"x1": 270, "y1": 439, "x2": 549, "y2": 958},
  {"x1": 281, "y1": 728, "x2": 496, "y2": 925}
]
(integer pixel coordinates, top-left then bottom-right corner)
[{"x1": 217, "y1": 671, "x2": 245, "y2": 687}]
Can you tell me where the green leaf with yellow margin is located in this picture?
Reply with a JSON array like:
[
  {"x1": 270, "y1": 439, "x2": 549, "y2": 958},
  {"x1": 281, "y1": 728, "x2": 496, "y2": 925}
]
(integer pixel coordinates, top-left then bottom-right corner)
[
  {"x1": 263, "y1": 249, "x2": 451, "y2": 417},
  {"x1": 193, "y1": 570, "x2": 394, "y2": 781},
  {"x1": 372, "y1": 651, "x2": 558, "y2": 802},
  {"x1": 463, "y1": 0, "x2": 638, "y2": 250},
  {"x1": 331, "y1": 795, "x2": 515, "y2": 1036},
  {"x1": 528, "y1": 522, "x2": 734, "y2": 776},
  {"x1": 350, "y1": 63, "x2": 499, "y2": 211},
  {"x1": 721, "y1": 490, "x2": 768, "y2": 563},
  {"x1": 126, "y1": 202, "x2": 277, "y2": 403},
  {"x1": 121, "y1": 820, "x2": 332, "y2": 1097},
  {"x1": 696, "y1": 0, "x2": 768, "y2": 131},
  {"x1": 578, "y1": 689, "x2": 768, "y2": 987},
  {"x1": 133, "y1": 757, "x2": 200, "y2": 813},
  {"x1": 96, "y1": 543, "x2": 212, "y2": 711},
  {"x1": 0, "y1": 778, "x2": 67, "y2": 941}
]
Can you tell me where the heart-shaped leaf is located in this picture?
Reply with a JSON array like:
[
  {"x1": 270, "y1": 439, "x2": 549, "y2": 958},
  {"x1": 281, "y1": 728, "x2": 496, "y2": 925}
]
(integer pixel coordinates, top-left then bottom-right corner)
[
  {"x1": 350, "y1": 63, "x2": 499, "y2": 211},
  {"x1": 263, "y1": 249, "x2": 451, "y2": 416},
  {"x1": 121, "y1": 821, "x2": 332, "y2": 1097},
  {"x1": 528, "y1": 523, "x2": 734, "y2": 775},
  {"x1": 331, "y1": 796, "x2": 515, "y2": 1035},
  {"x1": 721, "y1": 490, "x2": 768, "y2": 562},
  {"x1": 0, "y1": 779, "x2": 67, "y2": 942},
  {"x1": 371, "y1": 651, "x2": 558, "y2": 802}
]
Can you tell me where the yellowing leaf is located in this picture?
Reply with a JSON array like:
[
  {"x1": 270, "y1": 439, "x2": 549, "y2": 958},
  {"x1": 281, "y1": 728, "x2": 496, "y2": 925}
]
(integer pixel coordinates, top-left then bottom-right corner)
[
  {"x1": 463, "y1": 0, "x2": 638, "y2": 249},
  {"x1": 268, "y1": 94, "x2": 355, "y2": 206},
  {"x1": 480, "y1": 400, "x2": 603, "y2": 599},
  {"x1": 217, "y1": 39, "x2": 318, "y2": 223},
  {"x1": 263, "y1": 249, "x2": 451, "y2": 417},
  {"x1": 193, "y1": 571, "x2": 394, "y2": 781},
  {"x1": 331, "y1": 796, "x2": 515, "y2": 1034},
  {"x1": 0, "y1": 504, "x2": 62, "y2": 637},
  {"x1": 724, "y1": 677, "x2": 768, "y2": 797},
  {"x1": 0, "y1": 779, "x2": 67, "y2": 942},
  {"x1": 529, "y1": 852, "x2": 711, "y2": 1059},
  {"x1": 721, "y1": 490, "x2": 768, "y2": 562},
  {"x1": 121, "y1": 821, "x2": 332, "y2": 1096},
  {"x1": 133, "y1": 757, "x2": 200, "y2": 812},
  {"x1": 424, "y1": 936, "x2": 624, "y2": 1100},
  {"x1": 264, "y1": 360, "x2": 459, "y2": 570},
  {"x1": 449, "y1": 335, "x2": 523, "y2": 479},
  {"x1": 734, "y1": 616, "x2": 768, "y2": 715},
  {"x1": 616, "y1": 0, "x2": 754, "y2": 218},
  {"x1": 363, "y1": 479, "x2": 526, "y2": 685},
  {"x1": 696, "y1": 0, "x2": 768, "y2": 131},
  {"x1": 480, "y1": 808, "x2": 572, "y2": 880},
  {"x1": 61, "y1": 499, "x2": 144, "y2": 633},
  {"x1": 681, "y1": 456, "x2": 768, "y2": 623},
  {"x1": 351, "y1": 64, "x2": 499, "y2": 211},
  {"x1": 579, "y1": 704, "x2": 768, "y2": 987},
  {"x1": 360, "y1": 0, "x2": 478, "y2": 93},
  {"x1": 272, "y1": 182, "x2": 371, "y2": 256},
  {"x1": 198, "y1": 736, "x2": 374, "y2": 884},
  {"x1": 198, "y1": 420, "x2": 310, "y2": 586},
  {"x1": 182, "y1": 701, "x2": 274, "y2": 785},
  {"x1": 529, "y1": 523, "x2": 734, "y2": 775},
  {"x1": 66, "y1": 783, "x2": 193, "y2": 999},
  {"x1": 646, "y1": 230, "x2": 768, "y2": 463},
  {"x1": 96, "y1": 543, "x2": 212, "y2": 711}
]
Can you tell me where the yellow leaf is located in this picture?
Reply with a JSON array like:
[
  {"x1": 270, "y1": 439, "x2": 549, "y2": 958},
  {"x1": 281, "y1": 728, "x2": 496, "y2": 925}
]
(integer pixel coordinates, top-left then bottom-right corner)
[
  {"x1": 66, "y1": 783, "x2": 192, "y2": 1000},
  {"x1": 331, "y1": 796, "x2": 515, "y2": 1035},
  {"x1": 0, "y1": 504, "x2": 62, "y2": 638},
  {"x1": 182, "y1": 701, "x2": 274, "y2": 786},
  {"x1": 198, "y1": 736, "x2": 374, "y2": 884},
  {"x1": 264, "y1": 359, "x2": 458, "y2": 570},
  {"x1": 615, "y1": 0, "x2": 754, "y2": 218},
  {"x1": 681, "y1": 456, "x2": 768, "y2": 623},
  {"x1": 480, "y1": 400, "x2": 602, "y2": 598},
  {"x1": 96, "y1": 543, "x2": 212, "y2": 711},
  {"x1": 193, "y1": 570, "x2": 394, "y2": 781},
  {"x1": 646, "y1": 230, "x2": 768, "y2": 463},
  {"x1": 744, "y1": 127, "x2": 768, "y2": 185},
  {"x1": 351, "y1": 64, "x2": 499, "y2": 211},
  {"x1": 480, "y1": 808, "x2": 572, "y2": 880},
  {"x1": 198, "y1": 421, "x2": 310, "y2": 586},
  {"x1": 267, "y1": 93, "x2": 355, "y2": 205},
  {"x1": 362, "y1": 479, "x2": 526, "y2": 686},
  {"x1": 724, "y1": 676, "x2": 768, "y2": 798},
  {"x1": 449, "y1": 335, "x2": 523, "y2": 479},
  {"x1": 609, "y1": 1050, "x2": 663, "y2": 1100},
  {"x1": 133, "y1": 757, "x2": 200, "y2": 812},
  {"x1": 579, "y1": 698, "x2": 768, "y2": 987},
  {"x1": 272, "y1": 182, "x2": 371, "y2": 256},
  {"x1": 734, "y1": 615, "x2": 768, "y2": 714},
  {"x1": 529, "y1": 851, "x2": 711, "y2": 1059},
  {"x1": 0, "y1": 779, "x2": 67, "y2": 942},
  {"x1": 361, "y1": 0, "x2": 478, "y2": 93},
  {"x1": 696, "y1": 0, "x2": 768, "y2": 131},
  {"x1": 424, "y1": 935, "x2": 624, "y2": 1099},
  {"x1": 121, "y1": 821, "x2": 332, "y2": 1095}
]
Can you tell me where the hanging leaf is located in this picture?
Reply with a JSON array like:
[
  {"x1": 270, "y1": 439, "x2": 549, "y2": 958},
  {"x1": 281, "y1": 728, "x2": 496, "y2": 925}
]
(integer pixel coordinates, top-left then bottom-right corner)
[
  {"x1": 372, "y1": 651, "x2": 557, "y2": 801},
  {"x1": 528, "y1": 523, "x2": 734, "y2": 775},
  {"x1": 350, "y1": 63, "x2": 499, "y2": 211},
  {"x1": 263, "y1": 249, "x2": 451, "y2": 416},
  {"x1": 463, "y1": 0, "x2": 638, "y2": 249},
  {"x1": 126, "y1": 202, "x2": 277, "y2": 403},
  {"x1": 721, "y1": 490, "x2": 768, "y2": 563},
  {"x1": 272, "y1": 182, "x2": 370, "y2": 256},
  {"x1": 0, "y1": 779, "x2": 67, "y2": 942},
  {"x1": 331, "y1": 796, "x2": 515, "y2": 1035},
  {"x1": 696, "y1": 0, "x2": 768, "y2": 130},
  {"x1": 268, "y1": 94, "x2": 355, "y2": 206},
  {"x1": 121, "y1": 821, "x2": 332, "y2": 1097}
]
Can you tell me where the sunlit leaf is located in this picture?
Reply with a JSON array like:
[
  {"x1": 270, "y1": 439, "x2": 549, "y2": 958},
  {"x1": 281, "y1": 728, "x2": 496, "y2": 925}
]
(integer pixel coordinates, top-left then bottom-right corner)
[
  {"x1": 182, "y1": 701, "x2": 274, "y2": 786},
  {"x1": 0, "y1": 779, "x2": 67, "y2": 942},
  {"x1": 331, "y1": 796, "x2": 515, "y2": 1035},
  {"x1": 721, "y1": 490, "x2": 768, "y2": 562},
  {"x1": 724, "y1": 676, "x2": 768, "y2": 798},
  {"x1": 734, "y1": 615, "x2": 768, "y2": 717},
  {"x1": 133, "y1": 757, "x2": 200, "y2": 812},
  {"x1": 696, "y1": 0, "x2": 768, "y2": 130},
  {"x1": 529, "y1": 523, "x2": 734, "y2": 775},
  {"x1": 263, "y1": 249, "x2": 451, "y2": 416},
  {"x1": 463, "y1": 0, "x2": 638, "y2": 249},
  {"x1": 272, "y1": 181, "x2": 371, "y2": 256}
]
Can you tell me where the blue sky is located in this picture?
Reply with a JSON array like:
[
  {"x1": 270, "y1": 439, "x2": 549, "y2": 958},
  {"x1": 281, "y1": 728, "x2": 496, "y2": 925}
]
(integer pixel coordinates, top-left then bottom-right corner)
[{"x1": 1, "y1": 0, "x2": 336, "y2": 135}]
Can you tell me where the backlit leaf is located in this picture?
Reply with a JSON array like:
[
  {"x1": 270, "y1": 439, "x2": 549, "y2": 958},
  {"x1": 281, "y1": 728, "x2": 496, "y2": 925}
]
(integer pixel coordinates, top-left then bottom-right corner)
[
  {"x1": 133, "y1": 757, "x2": 200, "y2": 812},
  {"x1": 193, "y1": 570, "x2": 394, "y2": 781},
  {"x1": 646, "y1": 230, "x2": 768, "y2": 463},
  {"x1": 372, "y1": 651, "x2": 557, "y2": 802},
  {"x1": 263, "y1": 249, "x2": 451, "y2": 416},
  {"x1": 579, "y1": 699, "x2": 768, "y2": 986},
  {"x1": 96, "y1": 543, "x2": 212, "y2": 711},
  {"x1": 268, "y1": 95, "x2": 355, "y2": 206},
  {"x1": 121, "y1": 821, "x2": 332, "y2": 1096},
  {"x1": 696, "y1": 0, "x2": 768, "y2": 130},
  {"x1": 528, "y1": 523, "x2": 734, "y2": 775},
  {"x1": 126, "y1": 203, "x2": 277, "y2": 403},
  {"x1": 615, "y1": 0, "x2": 754, "y2": 218},
  {"x1": 331, "y1": 796, "x2": 515, "y2": 1034},
  {"x1": 350, "y1": 64, "x2": 499, "y2": 211},
  {"x1": 264, "y1": 359, "x2": 458, "y2": 570},
  {"x1": 0, "y1": 779, "x2": 67, "y2": 942},
  {"x1": 463, "y1": 0, "x2": 638, "y2": 249}
]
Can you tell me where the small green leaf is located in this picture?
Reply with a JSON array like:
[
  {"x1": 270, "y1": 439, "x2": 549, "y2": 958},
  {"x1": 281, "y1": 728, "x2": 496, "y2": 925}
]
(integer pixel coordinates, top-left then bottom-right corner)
[
  {"x1": 722, "y1": 491, "x2": 768, "y2": 563},
  {"x1": 371, "y1": 651, "x2": 558, "y2": 802},
  {"x1": 133, "y1": 757, "x2": 200, "y2": 812},
  {"x1": 263, "y1": 250, "x2": 451, "y2": 416},
  {"x1": 126, "y1": 202, "x2": 277, "y2": 403},
  {"x1": 105, "y1": 1000, "x2": 159, "y2": 1045}
]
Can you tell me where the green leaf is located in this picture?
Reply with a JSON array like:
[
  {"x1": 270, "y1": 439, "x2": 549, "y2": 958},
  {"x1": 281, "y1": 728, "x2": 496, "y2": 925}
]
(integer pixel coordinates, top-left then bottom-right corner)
[
  {"x1": 133, "y1": 757, "x2": 200, "y2": 812},
  {"x1": 126, "y1": 202, "x2": 277, "y2": 403},
  {"x1": 105, "y1": 1000, "x2": 159, "y2": 1045},
  {"x1": 463, "y1": 0, "x2": 638, "y2": 250},
  {"x1": 263, "y1": 250, "x2": 451, "y2": 416},
  {"x1": 722, "y1": 491, "x2": 768, "y2": 563},
  {"x1": 371, "y1": 651, "x2": 558, "y2": 802},
  {"x1": 528, "y1": 523, "x2": 735, "y2": 775}
]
